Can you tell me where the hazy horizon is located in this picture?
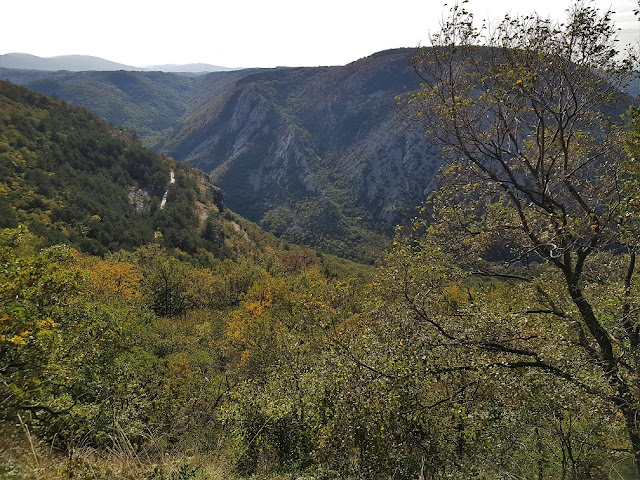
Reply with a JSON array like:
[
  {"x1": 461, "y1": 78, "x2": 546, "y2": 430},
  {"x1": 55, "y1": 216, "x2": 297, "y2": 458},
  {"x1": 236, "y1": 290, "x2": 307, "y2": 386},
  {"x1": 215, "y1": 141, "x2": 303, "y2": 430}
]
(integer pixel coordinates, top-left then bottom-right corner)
[
  {"x1": 0, "y1": 52, "x2": 234, "y2": 70},
  {"x1": 2, "y1": 0, "x2": 638, "y2": 69}
]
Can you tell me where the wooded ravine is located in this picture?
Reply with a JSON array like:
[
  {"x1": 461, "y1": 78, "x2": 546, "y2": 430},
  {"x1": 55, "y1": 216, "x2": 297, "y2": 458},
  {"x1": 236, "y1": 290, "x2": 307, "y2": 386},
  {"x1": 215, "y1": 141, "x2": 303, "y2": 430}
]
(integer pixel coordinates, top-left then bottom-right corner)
[{"x1": 1, "y1": 3, "x2": 640, "y2": 479}]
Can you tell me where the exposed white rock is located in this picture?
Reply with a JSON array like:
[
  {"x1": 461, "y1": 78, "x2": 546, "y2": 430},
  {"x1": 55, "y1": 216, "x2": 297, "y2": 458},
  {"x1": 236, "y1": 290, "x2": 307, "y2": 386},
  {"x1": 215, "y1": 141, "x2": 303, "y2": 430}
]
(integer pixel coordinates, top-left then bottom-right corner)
[
  {"x1": 128, "y1": 187, "x2": 151, "y2": 211},
  {"x1": 159, "y1": 169, "x2": 175, "y2": 210}
]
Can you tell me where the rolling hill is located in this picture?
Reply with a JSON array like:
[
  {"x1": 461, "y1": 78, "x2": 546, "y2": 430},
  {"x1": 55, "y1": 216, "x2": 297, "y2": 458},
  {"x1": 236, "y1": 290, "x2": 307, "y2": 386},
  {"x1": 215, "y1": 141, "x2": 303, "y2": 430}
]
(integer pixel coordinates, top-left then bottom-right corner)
[
  {"x1": 0, "y1": 53, "x2": 234, "y2": 74},
  {"x1": 144, "y1": 62, "x2": 235, "y2": 73},
  {"x1": 0, "y1": 53, "x2": 144, "y2": 72}
]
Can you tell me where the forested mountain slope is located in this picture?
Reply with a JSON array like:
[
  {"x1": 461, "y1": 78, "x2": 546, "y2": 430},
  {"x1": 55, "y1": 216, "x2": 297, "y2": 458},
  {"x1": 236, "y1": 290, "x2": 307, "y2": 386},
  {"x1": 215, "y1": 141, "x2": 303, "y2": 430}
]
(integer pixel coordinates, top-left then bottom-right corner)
[
  {"x1": 3, "y1": 48, "x2": 634, "y2": 263},
  {"x1": 2, "y1": 3, "x2": 640, "y2": 475},
  {"x1": 2, "y1": 50, "x2": 442, "y2": 261},
  {"x1": 0, "y1": 69, "x2": 197, "y2": 143},
  {"x1": 0, "y1": 67, "x2": 263, "y2": 144},
  {"x1": 0, "y1": 80, "x2": 228, "y2": 256}
]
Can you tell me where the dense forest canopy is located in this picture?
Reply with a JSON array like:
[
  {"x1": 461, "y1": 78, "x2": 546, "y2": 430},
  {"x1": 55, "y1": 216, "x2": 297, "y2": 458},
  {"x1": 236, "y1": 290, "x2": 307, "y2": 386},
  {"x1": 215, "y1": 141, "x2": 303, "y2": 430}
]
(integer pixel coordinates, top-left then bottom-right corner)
[
  {"x1": 0, "y1": 79, "x2": 233, "y2": 258},
  {"x1": 1, "y1": 2, "x2": 640, "y2": 480}
]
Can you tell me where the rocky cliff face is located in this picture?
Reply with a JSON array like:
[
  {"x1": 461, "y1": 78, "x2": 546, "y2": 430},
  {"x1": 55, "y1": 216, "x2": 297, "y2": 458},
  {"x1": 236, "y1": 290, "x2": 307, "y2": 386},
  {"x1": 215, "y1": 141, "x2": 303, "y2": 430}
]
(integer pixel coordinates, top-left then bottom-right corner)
[
  {"x1": 161, "y1": 49, "x2": 443, "y2": 258},
  {"x1": 2, "y1": 49, "x2": 444, "y2": 260}
]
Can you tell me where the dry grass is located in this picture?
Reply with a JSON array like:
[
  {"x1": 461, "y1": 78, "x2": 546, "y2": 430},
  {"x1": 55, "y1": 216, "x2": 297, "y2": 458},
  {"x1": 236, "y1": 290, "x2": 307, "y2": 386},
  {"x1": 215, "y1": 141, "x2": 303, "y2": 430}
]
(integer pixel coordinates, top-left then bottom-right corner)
[{"x1": 0, "y1": 429, "x2": 236, "y2": 480}]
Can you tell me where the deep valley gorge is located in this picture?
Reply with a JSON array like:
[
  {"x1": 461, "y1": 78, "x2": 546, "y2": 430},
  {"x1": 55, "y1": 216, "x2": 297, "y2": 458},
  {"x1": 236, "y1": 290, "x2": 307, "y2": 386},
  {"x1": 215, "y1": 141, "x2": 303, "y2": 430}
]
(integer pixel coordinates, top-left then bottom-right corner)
[
  {"x1": 2, "y1": 4, "x2": 640, "y2": 478},
  {"x1": 2, "y1": 49, "x2": 441, "y2": 261}
]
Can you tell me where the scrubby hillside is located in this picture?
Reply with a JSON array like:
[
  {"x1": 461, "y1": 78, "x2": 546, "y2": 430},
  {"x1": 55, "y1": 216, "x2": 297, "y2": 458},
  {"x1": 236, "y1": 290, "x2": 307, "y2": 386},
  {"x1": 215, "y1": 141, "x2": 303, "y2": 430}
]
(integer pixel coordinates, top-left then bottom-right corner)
[
  {"x1": 0, "y1": 83, "x2": 383, "y2": 480},
  {"x1": 0, "y1": 80, "x2": 228, "y2": 256}
]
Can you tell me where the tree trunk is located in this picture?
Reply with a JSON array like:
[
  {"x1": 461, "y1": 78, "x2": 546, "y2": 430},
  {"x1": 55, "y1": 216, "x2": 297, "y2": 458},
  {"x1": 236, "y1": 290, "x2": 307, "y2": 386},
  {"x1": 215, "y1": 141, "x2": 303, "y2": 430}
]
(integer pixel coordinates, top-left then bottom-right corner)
[
  {"x1": 567, "y1": 276, "x2": 640, "y2": 473},
  {"x1": 619, "y1": 404, "x2": 640, "y2": 473}
]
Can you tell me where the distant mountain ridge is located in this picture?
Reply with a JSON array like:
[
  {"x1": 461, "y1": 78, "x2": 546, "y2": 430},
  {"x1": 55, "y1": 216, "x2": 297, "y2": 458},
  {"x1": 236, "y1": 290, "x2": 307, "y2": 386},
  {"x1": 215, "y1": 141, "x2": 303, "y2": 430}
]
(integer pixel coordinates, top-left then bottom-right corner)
[
  {"x1": 0, "y1": 53, "x2": 145, "y2": 72},
  {"x1": 0, "y1": 53, "x2": 232, "y2": 73},
  {"x1": 144, "y1": 63, "x2": 235, "y2": 73}
]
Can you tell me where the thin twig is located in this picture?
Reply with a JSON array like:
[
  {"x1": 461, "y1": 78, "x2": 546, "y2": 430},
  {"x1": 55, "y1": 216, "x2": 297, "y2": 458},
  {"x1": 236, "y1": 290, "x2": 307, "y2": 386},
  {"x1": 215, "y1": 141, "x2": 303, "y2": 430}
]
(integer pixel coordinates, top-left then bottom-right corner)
[{"x1": 17, "y1": 413, "x2": 39, "y2": 468}]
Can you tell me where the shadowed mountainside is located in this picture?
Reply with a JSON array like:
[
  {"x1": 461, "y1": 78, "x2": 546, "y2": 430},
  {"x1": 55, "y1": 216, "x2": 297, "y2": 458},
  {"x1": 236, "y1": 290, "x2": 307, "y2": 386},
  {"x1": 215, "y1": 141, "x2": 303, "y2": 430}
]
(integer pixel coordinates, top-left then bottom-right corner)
[
  {"x1": 160, "y1": 49, "x2": 441, "y2": 260},
  {"x1": 2, "y1": 49, "x2": 443, "y2": 261}
]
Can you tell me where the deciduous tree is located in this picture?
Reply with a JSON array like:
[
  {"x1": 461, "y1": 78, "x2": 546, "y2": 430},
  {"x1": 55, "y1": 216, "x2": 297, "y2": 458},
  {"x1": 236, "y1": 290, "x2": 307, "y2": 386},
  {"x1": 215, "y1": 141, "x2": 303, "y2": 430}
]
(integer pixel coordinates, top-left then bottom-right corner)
[{"x1": 403, "y1": 1, "x2": 640, "y2": 472}]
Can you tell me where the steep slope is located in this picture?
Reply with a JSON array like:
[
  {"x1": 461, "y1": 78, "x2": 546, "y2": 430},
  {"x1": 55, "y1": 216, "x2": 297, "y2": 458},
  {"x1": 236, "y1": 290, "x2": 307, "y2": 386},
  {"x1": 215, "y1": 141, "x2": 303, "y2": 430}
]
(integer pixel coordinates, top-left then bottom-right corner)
[
  {"x1": 162, "y1": 49, "x2": 440, "y2": 260},
  {"x1": 0, "y1": 80, "x2": 228, "y2": 256},
  {"x1": 2, "y1": 49, "x2": 443, "y2": 261}
]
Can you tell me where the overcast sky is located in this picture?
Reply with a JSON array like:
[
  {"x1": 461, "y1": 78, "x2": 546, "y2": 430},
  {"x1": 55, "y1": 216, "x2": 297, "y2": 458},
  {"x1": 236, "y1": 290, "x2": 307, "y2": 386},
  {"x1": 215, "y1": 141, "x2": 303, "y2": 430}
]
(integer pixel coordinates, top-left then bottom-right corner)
[{"x1": 2, "y1": 0, "x2": 638, "y2": 68}]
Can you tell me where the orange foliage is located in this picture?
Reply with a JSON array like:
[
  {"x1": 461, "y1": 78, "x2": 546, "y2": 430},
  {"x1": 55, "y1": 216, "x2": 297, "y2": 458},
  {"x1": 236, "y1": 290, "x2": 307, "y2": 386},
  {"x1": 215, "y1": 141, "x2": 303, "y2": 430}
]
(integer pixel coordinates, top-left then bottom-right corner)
[
  {"x1": 88, "y1": 259, "x2": 142, "y2": 299},
  {"x1": 226, "y1": 272, "x2": 290, "y2": 366},
  {"x1": 275, "y1": 249, "x2": 318, "y2": 274}
]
